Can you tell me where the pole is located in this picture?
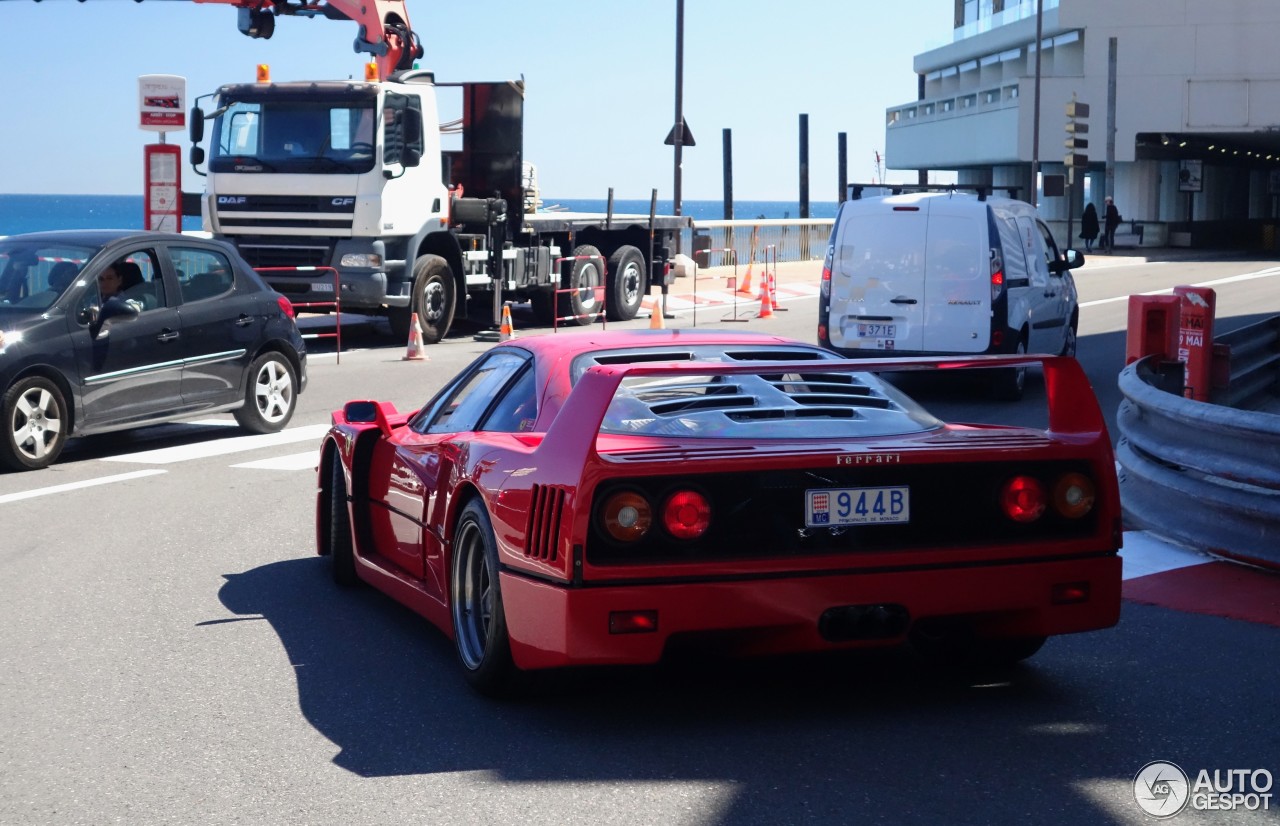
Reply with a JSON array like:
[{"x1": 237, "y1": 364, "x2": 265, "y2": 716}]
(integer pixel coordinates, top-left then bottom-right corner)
[
  {"x1": 798, "y1": 114, "x2": 810, "y2": 219},
  {"x1": 837, "y1": 132, "x2": 848, "y2": 202},
  {"x1": 1030, "y1": 0, "x2": 1043, "y2": 207},
  {"x1": 722, "y1": 128, "x2": 733, "y2": 220},
  {"x1": 673, "y1": 0, "x2": 684, "y2": 252},
  {"x1": 1106, "y1": 37, "x2": 1118, "y2": 205}
]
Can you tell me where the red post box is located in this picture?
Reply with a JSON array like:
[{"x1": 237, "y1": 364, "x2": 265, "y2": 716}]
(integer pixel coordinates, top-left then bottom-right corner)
[{"x1": 1173, "y1": 285, "x2": 1216, "y2": 402}]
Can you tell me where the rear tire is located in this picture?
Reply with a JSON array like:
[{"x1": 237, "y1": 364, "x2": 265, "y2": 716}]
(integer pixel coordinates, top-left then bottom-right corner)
[
  {"x1": 558, "y1": 244, "x2": 604, "y2": 327},
  {"x1": 605, "y1": 245, "x2": 646, "y2": 321},
  {"x1": 911, "y1": 620, "x2": 1046, "y2": 667},
  {"x1": 991, "y1": 337, "x2": 1028, "y2": 401},
  {"x1": 450, "y1": 499, "x2": 518, "y2": 696},
  {"x1": 233, "y1": 352, "x2": 297, "y2": 433},
  {"x1": 1, "y1": 376, "x2": 68, "y2": 471}
]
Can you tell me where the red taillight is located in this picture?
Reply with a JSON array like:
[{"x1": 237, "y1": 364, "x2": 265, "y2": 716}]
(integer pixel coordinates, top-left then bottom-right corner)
[
  {"x1": 1051, "y1": 581, "x2": 1090, "y2": 605},
  {"x1": 990, "y1": 247, "x2": 1005, "y2": 302},
  {"x1": 601, "y1": 490, "x2": 652, "y2": 543},
  {"x1": 277, "y1": 295, "x2": 295, "y2": 318},
  {"x1": 661, "y1": 490, "x2": 711, "y2": 540},
  {"x1": 1000, "y1": 476, "x2": 1046, "y2": 523}
]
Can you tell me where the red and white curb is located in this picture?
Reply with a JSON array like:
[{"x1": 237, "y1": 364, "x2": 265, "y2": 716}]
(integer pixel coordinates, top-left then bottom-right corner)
[{"x1": 1121, "y1": 531, "x2": 1279, "y2": 627}]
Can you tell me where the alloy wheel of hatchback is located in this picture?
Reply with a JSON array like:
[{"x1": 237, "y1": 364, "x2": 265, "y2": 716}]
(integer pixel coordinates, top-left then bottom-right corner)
[
  {"x1": 2, "y1": 376, "x2": 68, "y2": 471},
  {"x1": 234, "y1": 353, "x2": 297, "y2": 433}
]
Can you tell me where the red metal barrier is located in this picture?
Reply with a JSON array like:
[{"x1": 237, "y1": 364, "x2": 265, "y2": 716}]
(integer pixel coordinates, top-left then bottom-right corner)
[
  {"x1": 255, "y1": 266, "x2": 342, "y2": 363},
  {"x1": 551, "y1": 255, "x2": 607, "y2": 331},
  {"x1": 1125, "y1": 294, "x2": 1181, "y2": 366}
]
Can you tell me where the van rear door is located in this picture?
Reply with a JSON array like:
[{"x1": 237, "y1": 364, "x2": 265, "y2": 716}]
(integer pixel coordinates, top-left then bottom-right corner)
[
  {"x1": 919, "y1": 202, "x2": 990, "y2": 353},
  {"x1": 827, "y1": 199, "x2": 928, "y2": 352}
]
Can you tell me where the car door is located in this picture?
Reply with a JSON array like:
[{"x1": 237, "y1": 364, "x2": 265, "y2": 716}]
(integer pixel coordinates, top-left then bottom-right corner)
[
  {"x1": 827, "y1": 199, "x2": 928, "y2": 352},
  {"x1": 920, "y1": 204, "x2": 988, "y2": 353},
  {"x1": 71, "y1": 246, "x2": 185, "y2": 428},
  {"x1": 367, "y1": 350, "x2": 530, "y2": 598},
  {"x1": 171, "y1": 244, "x2": 262, "y2": 407},
  {"x1": 1012, "y1": 215, "x2": 1060, "y2": 355}
]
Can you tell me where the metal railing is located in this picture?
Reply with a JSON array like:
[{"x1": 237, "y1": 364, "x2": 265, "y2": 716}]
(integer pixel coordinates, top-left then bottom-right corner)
[
  {"x1": 1116, "y1": 319, "x2": 1280, "y2": 568},
  {"x1": 690, "y1": 219, "x2": 833, "y2": 266}
]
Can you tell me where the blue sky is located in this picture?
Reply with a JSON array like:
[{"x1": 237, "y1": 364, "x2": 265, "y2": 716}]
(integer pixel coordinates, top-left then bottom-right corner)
[{"x1": 0, "y1": 0, "x2": 955, "y2": 200}]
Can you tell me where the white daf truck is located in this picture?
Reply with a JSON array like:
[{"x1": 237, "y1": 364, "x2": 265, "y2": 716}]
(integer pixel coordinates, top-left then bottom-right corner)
[{"x1": 188, "y1": 69, "x2": 688, "y2": 343}]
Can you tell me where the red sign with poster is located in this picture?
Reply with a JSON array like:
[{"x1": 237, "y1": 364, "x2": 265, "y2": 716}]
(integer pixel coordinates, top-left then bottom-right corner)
[
  {"x1": 1174, "y1": 285, "x2": 1216, "y2": 402},
  {"x1": 144, "y1": 144, "x2": 183, "y2": 233}
]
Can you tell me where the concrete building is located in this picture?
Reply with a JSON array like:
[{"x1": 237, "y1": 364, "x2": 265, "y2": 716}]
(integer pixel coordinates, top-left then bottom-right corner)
[{"x1": 884, "y1": 0, "x2": 1280, "y2": 249}]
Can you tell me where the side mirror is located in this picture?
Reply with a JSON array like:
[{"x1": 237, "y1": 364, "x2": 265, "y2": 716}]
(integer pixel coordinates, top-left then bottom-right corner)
[
  {"x1": 189, "y1": 107, "x2": 205, "y2": 143},
  {"x1": 190, "y1": 146, "x2": 206, "y2": 167},
  {"x1": 99, "y1": 296, "x2": 140, "y2": 322}
]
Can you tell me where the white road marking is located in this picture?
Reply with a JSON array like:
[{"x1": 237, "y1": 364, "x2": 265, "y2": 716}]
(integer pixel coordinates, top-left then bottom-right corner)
[
  {"x1": 233, "y1": 450, "x2": 320, "y2": 471},
  {"x1": 1119, "y1": 530, "x2": 1211, "y2": 579},
  {"x1": 1080, "y1": 265, "x2": 1280, "y2": 308},
  {"x1": 101, "y1": 424, "x2": 330, "y2": 464},
  {"x1": 0, "y1": 469, "x2": 168, "y2": 505}
]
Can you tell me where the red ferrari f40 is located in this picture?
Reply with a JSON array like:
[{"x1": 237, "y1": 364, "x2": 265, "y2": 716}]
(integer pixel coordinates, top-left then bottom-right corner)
[{"x1": 316, "y1": 330, "x2": 1121, "y2": 695}]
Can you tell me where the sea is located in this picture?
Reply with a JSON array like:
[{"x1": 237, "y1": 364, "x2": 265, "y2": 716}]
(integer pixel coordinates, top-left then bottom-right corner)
[{"x1": 0, "y1": 193, "x2": 840, "y2": 236}]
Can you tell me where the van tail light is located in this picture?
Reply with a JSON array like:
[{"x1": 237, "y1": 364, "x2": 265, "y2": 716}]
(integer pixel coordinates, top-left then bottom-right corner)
[
  {"x1": 989, "y1": 247, "x2": 1005, "y2": 302},
  {"x1": 277, "y1": 295, "x2": 295, "y2": 319},
  {"x1": 820, "y1": 263, "x2": 831, "y2": 298}
]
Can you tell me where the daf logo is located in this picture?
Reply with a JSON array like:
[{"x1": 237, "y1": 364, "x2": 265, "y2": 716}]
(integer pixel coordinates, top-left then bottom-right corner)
[
  {"x1": 217, "y1": 196, "x2": 248, "y2": 205},
  {"x1": 332, "y1": 197, "x2": 355, "y2": 207}
]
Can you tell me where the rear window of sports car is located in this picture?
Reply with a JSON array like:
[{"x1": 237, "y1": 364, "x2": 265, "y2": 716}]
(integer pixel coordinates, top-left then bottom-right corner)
[{"x1": 574, "y1": 346, "x2": 941, "y2": 439}]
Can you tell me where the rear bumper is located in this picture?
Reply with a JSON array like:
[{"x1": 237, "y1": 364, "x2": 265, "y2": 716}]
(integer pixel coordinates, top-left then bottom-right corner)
[{"x1": 500, "y1": 554, "x2": 1121, "y2": 670}]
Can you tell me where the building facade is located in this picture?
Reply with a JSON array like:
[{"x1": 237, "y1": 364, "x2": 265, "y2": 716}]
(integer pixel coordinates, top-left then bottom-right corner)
[{"x1": 885, "y1": 0, "x2": 1280, "y2": 248}]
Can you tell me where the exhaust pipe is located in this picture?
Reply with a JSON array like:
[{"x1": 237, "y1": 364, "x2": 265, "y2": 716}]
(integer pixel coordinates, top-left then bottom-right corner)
[{"x1": 819, "y1": 604, "x2": 910, "y2": 642}]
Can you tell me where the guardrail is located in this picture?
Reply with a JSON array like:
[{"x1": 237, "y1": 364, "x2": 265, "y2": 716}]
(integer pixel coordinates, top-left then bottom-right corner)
[
  {"x1": 1116, "y1": 318, "x2": 1280, "y2": 569},
  {"x1": 690, "y1": 219, "x2": 833, "y2": 266}
]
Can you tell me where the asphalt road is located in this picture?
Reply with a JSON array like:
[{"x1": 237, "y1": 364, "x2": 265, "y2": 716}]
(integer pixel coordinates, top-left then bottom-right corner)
[{"x1": 2, "y1": 254, "x2": 1278, "y2": 825}]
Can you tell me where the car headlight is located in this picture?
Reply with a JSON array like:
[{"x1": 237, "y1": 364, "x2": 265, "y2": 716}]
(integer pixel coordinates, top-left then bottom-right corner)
[
  {"x1": 340, "y1": 253, "x2": 382, "y2": 268},
  {"x1": 0, "y1": 329, "x2": 18, "y2": 353}
]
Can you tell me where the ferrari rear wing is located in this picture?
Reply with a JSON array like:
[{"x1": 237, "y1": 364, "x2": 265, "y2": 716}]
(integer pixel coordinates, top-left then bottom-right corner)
[{"x1": 534, "y1": 354, "x2": 1108, "y2": 485}]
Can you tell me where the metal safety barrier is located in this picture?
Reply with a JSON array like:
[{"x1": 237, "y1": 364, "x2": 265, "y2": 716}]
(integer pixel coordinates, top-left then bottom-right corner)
[
  {"x1": 1210, "y1": 315, "x2": 1280, "y2": 410},
  {"x1": 255, "y1": 266, "x2": 341, "y2": 363},
  {"x1": 1117, "y1": 350, "x2": 1280, "y2": 568}
]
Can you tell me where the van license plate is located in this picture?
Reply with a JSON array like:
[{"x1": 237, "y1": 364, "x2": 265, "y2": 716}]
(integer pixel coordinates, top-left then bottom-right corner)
[
  {"x1": 857, "y1": 323, "x2": 896, "y2": 338},
  {"x1": 806, "y1": 486, "x2": 910, "y2": 527},
  {"x1": 312, "y1": 282, "x2": 334, "y2": 292}
]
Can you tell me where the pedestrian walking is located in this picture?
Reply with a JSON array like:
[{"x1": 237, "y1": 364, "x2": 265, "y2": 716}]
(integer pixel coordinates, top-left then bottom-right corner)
[
  {"x1": 1103, "y1": 197, "x2": 1122, "y2": 253},
  {"x1": 1080, "y1": 202, "x2": 1099, "y2": 252}
]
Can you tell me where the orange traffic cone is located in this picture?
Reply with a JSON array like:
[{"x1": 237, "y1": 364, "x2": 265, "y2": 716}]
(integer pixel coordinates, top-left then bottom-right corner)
[
  {"x1": 736, "y1": 261, "x2": 755, "y2": 296},
  {"x1": 756, "y1": 279, "x2": 775, "y2": 319},
  {"x1": 649, "y1": 298, "x2": 667, "y2": 329},
  {"x1": 499, "y1": 302, "x2": 516, "y2": 341},
  {"x1": 402, "y1": 312, "x2": 427, "y2": 360}
]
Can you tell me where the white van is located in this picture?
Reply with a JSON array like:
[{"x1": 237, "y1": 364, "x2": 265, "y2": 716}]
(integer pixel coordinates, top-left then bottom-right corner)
[{"x1": 817, "y1": 187, "x2": 1084, "y2": 398}]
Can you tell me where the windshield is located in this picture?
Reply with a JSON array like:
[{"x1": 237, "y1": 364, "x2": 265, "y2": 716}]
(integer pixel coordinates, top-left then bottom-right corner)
[
  {"x1": 208, "y1": 96, "x2": 377, "y2": 175},
  {"x1": 0, "y1": 240, "x2": 98, "y2": 315}
]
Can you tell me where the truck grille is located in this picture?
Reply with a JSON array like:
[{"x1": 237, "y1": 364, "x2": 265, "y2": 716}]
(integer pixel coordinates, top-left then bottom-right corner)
[
  {"x1": 236, "y1": 239, "x2": 333, "y2": 269},
  {"x1": 214, "y1": 195, "x2": 355, "y2": 232}
]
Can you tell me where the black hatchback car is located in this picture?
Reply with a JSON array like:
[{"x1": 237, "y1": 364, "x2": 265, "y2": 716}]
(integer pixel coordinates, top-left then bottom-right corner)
[{"x1": 0, "y1": 230, "x2": 307, "y2": 471}]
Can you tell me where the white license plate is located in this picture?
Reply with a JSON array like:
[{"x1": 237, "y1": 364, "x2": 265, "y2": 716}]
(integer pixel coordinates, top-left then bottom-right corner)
[
  {"x1": 312, "y1": 282, "x2": 334, "y2": 292},
  {"x1": 856, "y1": 323, "x2": 896, "y2": 338},
  {"x1": 806, "y1": 486, "x2": 910, "y2": 527}
]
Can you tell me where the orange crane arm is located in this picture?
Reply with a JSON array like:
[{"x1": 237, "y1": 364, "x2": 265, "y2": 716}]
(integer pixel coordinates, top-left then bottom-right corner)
[{"x1": 190, "y1": 0, "x2": 423, "y2": 81}]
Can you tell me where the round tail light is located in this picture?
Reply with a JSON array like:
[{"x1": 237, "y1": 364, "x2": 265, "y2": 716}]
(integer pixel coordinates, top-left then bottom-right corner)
[
  {"x1": 601, "y1": 490, "x2": 652, "y2": 543},
  {"x1": 661, "y1": 490, "x2": 711, "y2": 540},
  {"x1": 1053, "y1": 472, "x2": 1096, "y2": 519},
  {"x1": 1000, "y1": 476, "x2": 1046, "y2": 523}
]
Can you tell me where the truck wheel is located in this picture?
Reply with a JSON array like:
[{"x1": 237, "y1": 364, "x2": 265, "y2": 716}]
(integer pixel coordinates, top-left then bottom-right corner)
[
  {"x1": 606, "y1": 245, "x2": 646, "y2": 321},
  {"x1": 559, "y1": 244, "x2": 604, "y2": 327},
  {"x1": 403, "y1": 254, "x2": 456, "y2": 344}
]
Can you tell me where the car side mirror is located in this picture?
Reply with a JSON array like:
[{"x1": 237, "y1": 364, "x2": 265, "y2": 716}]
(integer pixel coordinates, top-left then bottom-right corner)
[{"x1": 99, "y1": 296, "x2": 140, "y2": 322}]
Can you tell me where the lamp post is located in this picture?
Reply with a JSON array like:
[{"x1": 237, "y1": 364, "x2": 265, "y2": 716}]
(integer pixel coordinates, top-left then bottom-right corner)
[
  {"x1": 1030, "y1": 0, "x2": 1043, "y2": 207},
  {"x1": 673, "y1": 0, "x2": 684, "y2": 250}
]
